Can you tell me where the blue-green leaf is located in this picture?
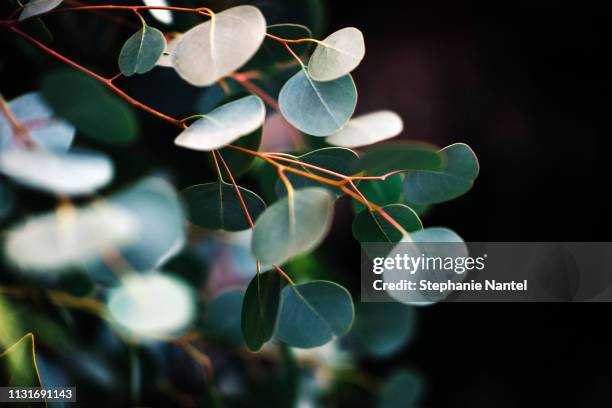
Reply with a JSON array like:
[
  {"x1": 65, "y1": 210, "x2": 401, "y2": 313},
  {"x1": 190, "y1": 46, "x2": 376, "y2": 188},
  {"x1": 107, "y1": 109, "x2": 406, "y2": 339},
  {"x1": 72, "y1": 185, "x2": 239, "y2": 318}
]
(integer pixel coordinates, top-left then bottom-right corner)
[
  {"x1": 242, "y1": 271, "x2": 282, "y2": 351},
  {"x1": 118, "y1": 25, "x2": 166, "y2": 76}
]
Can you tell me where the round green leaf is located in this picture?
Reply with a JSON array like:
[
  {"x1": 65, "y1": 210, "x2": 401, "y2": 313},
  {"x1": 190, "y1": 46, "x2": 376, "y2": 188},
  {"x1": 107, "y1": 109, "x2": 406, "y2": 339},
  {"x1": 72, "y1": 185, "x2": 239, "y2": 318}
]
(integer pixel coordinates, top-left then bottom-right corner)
[
  {"x1": 203, "y1": 289, "x2": 244, "y2": 347},
  {"x1": 342, "y1": 303, "x2": 416, "y2": 357},
  {"x1": 352, "y1": 174, "x2": 403, "y2": 213},
  {"x1": 242, "y1": 270, "x2": 282, "y2": 351},
  {"x1": 0, "y1": 92, "x2": 75, "y2": 153},
  {"x1": 308, "y1": 27, "x2": 365, "y2": 81},
  {"x1": 252, "y1": 187, "x2": 334, "y2": 265},
  {"x1": 181, "y1": 181, "x2": 266, "y2": 231},
  {"x1": 107, "y1": 273, "x2": 195, "y2": 337},
  {"x1": 361, "y1": 143, "x2": 443, "y2": 176},
  {"x1": 326, "y1": 110, "x2": 403, "y2": 148},
  {"x1": 19, "y1": 0, "x2": 63, "y2": 21},
  {"x1": 274, "y1": 147, "x2": 359, "y2": 198},
  {"x1": 378, "y1": 370, "x2": 424, "y2": 408},
  {"x1": 276, "y1": 280, "x2": 354, "y2": 348},
  {"x1": 352, "y1": 204, "x2": 422, "y2": 243},
  {"x1": 174, "y1": 96, "x2": 265, "y2": 151},
  {"x1": 172, "y1": 5, "x2": 267, "y2": 86},
  {"x1": 279, "y1": 69, "x2": 357, "y2": 136},
  {"x1": 42, "y1": 70, "x2": 139, "y2": 145},
  {"x1": 404, "y1": 143, "x2": 479, "y2": 204},
  {"x1": 118, "y1": 25, "x2": 166, "y2": 76}
]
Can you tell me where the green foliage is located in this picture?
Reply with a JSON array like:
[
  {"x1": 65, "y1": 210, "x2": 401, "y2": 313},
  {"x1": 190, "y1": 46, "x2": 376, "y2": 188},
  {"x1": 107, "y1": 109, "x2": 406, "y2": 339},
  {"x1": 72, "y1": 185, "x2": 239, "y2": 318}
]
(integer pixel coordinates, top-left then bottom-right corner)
[
  {"x1": 181, "y1": 182, "x2": 266, "y2": 231},
  {"x1": 214, "y1": 128, "x2": 262, "y2": 176},
  {"x1": 118, "y1": 25, "x2": 166, "y2": 76},
  {"x1": 360, "y1": 143, "x2": 443, "y2": 176},
  {"x1": 276, "y1": 280, "x2": 354, "y2": 348},
  {"x1": 352, "y1": 204, "x2": 422, "y2": 243},
  {"x1": 274, "y1": 147, "x2": 359, "y2": 197},
  {"x1": 378, "y1": 370, "x2": 424, "y2": 408},
  {"x1": 175, "y1": 95, "x2": 265, "y2": 151},
  {"x1": 404, "y1": 143, "x2": 479, "y2": 204},
  {"x1": 203, "y1": 289, "x2": 245, "y2": 347},
  {"x1": 0, "y1": 333, "x2": 41, "y2": 387},
  {"x1": 252, "y1": 187, "x2": 334, "y2": 265},
  {"x1": 242, "y1": 271, "x2": 283, "y2": 351},
  {"x1": 352, "y1": 174, "x2": 403, "y2": 213},
  {"x1": 279, "y1": 69, "x2": 357, "y2": 136},
  {"x1": 42, "y1": 70, "x2": 139, "y2": 145},
  {"x1": 308, "y1": 27, "x2": 365, "y2": 81}
]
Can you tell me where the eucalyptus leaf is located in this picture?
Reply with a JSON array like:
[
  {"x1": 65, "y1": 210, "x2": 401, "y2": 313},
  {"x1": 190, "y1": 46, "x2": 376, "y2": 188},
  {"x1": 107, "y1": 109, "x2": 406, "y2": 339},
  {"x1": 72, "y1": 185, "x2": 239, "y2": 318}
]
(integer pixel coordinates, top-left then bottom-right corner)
[
  {"x1": 118, "y1": 25, "x2": 166, "y2": 76},
  {"x1": 326, "y1": 110, "x2": 403, "y2": 148},
  {"x1": 42, "y1": 70, "x2": 139, "y2": 145},
  {"x1": 203, "y1": 290, "x2": 245, "y2": 347},
  {"x1": 143, "y1": 0, "x2": 173, "y2": 24},
  {"x1": 172, "y1": 5, "x2": 267, "y2": 86},
  {"x1": 156, "y1": 33, "x2": 181, "y2": 67},
  {"x1": 274, "y1": 147, "x2": 359, "y2": 198},
  {"x1": 342, "y1": 303, "x2": 416, "y2": 357},
  {"x1": 252, "y1": 187, "x2": 334, "y2": 265},
  {"x1": 0, "y1": 148, "x2": 113, "y2": 196},
  {"x1": 404, "y1": 143, "x2": 479, "y2": 204},
  {"x1": 279, "y1": 69, "x2": 357, "y2": 136},
  {"x1": 0, "y1": 92, "x2": 75, "y2": 153},
  {"x1": 181, "y1": 182, "x2": 266, "y2": 231},
  {"x1": 352, "y1": 174, "x2": 403, "y2": 213},
  {"x1": 175, "y1": 96, "x2": 265, "y2": 151},
  {"x1": 4, "y1": 202, "x2": 138, "y2": 272},
  {"x1": 0, "y1": 181, "x2": 14, "y2": 221},
  {"x1": 276, "y1": 280, "x2": 354, "y2": 348},
  {"x1": 107, "y1": 273, "x2": 195, "y2": 337},
  {"x1": 352, "y1": 204, "x2": 422, "y2": 243},
  {"x1": 19, "y1": 0, "x2": 63, "y2": 21},
  {"x1": 361, "y1": 143, "x2": 443, "y2": 176},
  {"x1": 308, "y1": 27, "x2": 365, "y2": 81},
  {"x1": 242, "y1": 271, "x2": 282, "y2": 351}
]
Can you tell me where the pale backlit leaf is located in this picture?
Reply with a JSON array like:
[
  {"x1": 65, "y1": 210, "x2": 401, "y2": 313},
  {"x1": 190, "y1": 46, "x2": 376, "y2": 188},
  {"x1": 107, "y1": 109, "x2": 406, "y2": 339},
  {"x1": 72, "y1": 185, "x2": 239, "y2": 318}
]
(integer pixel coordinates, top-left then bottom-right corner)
[
  {"x1": 143, "y1": 0, "x2": 173, "y2": 24},
  {"x1": 172, "y1": 6, "x2": 267, "y2": 86},
  {"x1": 156, "y1": 34, "x2": 181, "y2": 67},
  {"x1": 0, "y1": 148, "x2": 113, "y2": 196},
  {"x1": 19, "y1": 0, "x2": 63, "y2": 21},
  {"x1": 175, "y1": 95, "x2": 265, "y2": 151},
  {"x1": 326, "y1": 110, "x2": 403, "y2": 148},
  {"x1": 308, "y1": 27, "x2": 365, "y2": 81},
  {"x1": 107, "y1": 273, "x2": 195, "y2": 336},
  {"x1": 252, "y1": 187, "x2": 334, "y2": 265},
  {"x1": 4, "y1": 203, "x2": 138, "y2": 272},
  {"x1": 0, "y1": 92, "x2": 75, "y2": 153}
]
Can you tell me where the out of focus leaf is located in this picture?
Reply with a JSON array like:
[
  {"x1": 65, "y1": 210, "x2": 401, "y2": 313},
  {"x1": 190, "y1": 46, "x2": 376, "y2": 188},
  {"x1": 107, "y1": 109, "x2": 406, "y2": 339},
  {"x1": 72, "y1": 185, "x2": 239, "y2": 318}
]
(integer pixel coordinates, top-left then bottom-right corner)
[
  {"x1": 0, "y1": 148, "x2": 113, "y2": 196},
  {"x1": 276, "y1": 280, "x2": 354, "y2": 348},
  {"x1": 0, "y1": 333, "x2": 42, "y2": 387},
  {"x1": 118, "y1": 25, "x2": 166, "y2": 76},
  {"x1": 242, "y1": 271, "x2": 282, "y2": 351},
  {"x1": 42, "y1": 70, "x2": 139, "y2": 145},
  {"x1": 377, "y1": 370, "x2": 424, "y2": 408},
  {"x1": 143, "y1": 0, "x2": 173, "y2": 24},
  {"x1": 107, "y1": 273, "x2": 195, "y2": 337},
  {"x1": 327, "y1": 110, "x2": 403, "y2": 148},
  {"x1": 404, "y1": 143, "x2": 479, "y2": 204},
  {"x1": 361, "y1": 143, "x2": 443, "y2": 176},
  {"x1": 342, "y1": 303, "x2": 416, "y2": 357},
  {"x1": 274, "y1": 147, "x2": 359, "y2": 198},
  {"x1": 181, "y1": 181, "x2": 266, "y2": 231},
  {"x1": 202, "y1": 289, "x2": 244, "y2": 347},
  {"x1": 0, "y1": 181, "x2": 15, "y2": 221},
  {"x1": 279, "y1": 69, "x2": 357, "y2": 136},
  {"x1": 252, "y1": 187, "x2": 334, "y2": 265},
  {"x1": 19, "y1": 0, "x2": 63, "y2": 21},
  {"x1": 175, "y1": 96, "x2": 265, "y2": 151},
  {"x1": 353, "y1": 174, "x2": 403, "y2": 213},
  {"x1": 308, "y1": 27, "x2": 365, "y2": 81},
  {"x1": 172, "y1": 6, "x2": 266, "y2": 86}
]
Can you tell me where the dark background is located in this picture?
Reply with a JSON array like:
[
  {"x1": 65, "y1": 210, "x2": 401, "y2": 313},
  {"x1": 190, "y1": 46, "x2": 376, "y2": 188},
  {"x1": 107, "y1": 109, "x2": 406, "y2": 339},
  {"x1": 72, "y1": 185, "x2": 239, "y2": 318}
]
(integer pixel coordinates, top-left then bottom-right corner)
[
  {"x1": 326, "y1": 1, "x2": 612, "y2": 407},
  {"x1": 2, "y1": 1, "x2": 611, "y2": 406}
]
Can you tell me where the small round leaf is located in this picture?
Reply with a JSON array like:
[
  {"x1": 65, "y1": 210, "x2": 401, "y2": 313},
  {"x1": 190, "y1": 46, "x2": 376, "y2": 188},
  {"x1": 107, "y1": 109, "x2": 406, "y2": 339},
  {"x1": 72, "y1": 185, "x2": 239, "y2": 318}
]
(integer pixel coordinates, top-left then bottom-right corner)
[
  {"x1": 308, "y1": 27, "x2": 365, "y2": 81},
  {"x1": 118, "y1": 25, "x2": 166, "y2": 76},
  {"x1": 242, "y1": 270, "x2": 282, "y2": 351},
  {"x1": 326, "y1": 110, "x2": 403, "y2": 148}
]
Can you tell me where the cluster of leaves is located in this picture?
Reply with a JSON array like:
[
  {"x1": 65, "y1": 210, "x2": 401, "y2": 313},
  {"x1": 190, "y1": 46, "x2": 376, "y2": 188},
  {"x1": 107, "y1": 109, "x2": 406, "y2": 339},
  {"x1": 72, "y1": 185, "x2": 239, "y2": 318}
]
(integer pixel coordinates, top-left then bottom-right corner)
[{"x1": 1, "y1": 0, "x2": 479, "y2": 406}]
